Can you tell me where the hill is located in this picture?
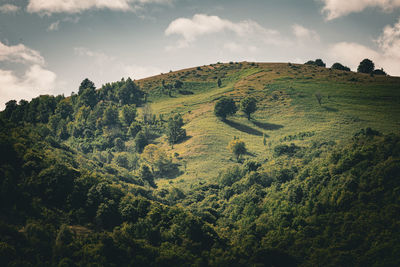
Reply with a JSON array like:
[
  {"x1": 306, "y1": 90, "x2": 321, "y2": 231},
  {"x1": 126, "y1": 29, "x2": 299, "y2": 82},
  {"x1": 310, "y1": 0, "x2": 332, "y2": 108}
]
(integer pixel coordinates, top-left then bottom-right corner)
[{"x1": 0, "y1": 62, "x2": 399, "y2": 266}]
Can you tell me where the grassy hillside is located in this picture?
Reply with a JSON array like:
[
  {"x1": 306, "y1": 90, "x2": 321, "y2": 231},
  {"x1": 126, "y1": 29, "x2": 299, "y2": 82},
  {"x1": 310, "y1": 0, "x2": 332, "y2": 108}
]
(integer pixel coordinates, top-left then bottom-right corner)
[{"x1": 135, "y1": 62, "x2": 400, "y2": 188}]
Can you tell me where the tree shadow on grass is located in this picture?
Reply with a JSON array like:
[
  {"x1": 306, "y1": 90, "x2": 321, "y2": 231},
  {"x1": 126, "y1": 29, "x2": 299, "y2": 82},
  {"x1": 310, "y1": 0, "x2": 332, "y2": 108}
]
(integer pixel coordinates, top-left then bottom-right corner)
[
  {"x1": 323, "y1": 106, "x2": 339, "y2": 112},
  {"x1": 224, "y1": 119, "x2": 263, "y2": 136},
  {"x1": 251, "y1": 120, "x2": 284, "y2": 130}
]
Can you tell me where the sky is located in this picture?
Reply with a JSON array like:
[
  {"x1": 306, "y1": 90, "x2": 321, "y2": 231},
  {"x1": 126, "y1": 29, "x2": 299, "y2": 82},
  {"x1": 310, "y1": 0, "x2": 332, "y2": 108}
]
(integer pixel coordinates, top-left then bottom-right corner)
[{"x1": 0, "y1": 0, "x2": 400, "y2": 109}]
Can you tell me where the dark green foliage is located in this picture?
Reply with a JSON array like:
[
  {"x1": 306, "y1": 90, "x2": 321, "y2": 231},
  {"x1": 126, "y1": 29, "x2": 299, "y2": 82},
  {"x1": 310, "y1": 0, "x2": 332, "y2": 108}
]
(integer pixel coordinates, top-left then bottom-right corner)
[
  {"x1": 331, "y1": 62, "x2": 351, "y2": 71},
  {"x1": 357, "y1": 58, "x2": 375, "y2": 73},
  {"x1": 78, "y1": 78, "x2": 95, "y2": 95},
  {"x1": 274, "y1": 143, "x2": 301, "y2": 156},
  {"x1": 305, "y1": 59, "x2": 326, "y2": 67},
  {"x1": 121, "y1": 104, "x2": 137, "y2": 126},
  {"x1": 134, "y1": 131, "x2": 148, "y2": 153},
  {"x1": 372, "y1": 68, "x2": 387, "y2": 75},
  {"x1": 214, "y1": 97, "x2": 237, "y2": 120},
  {"x1": 128, "y1": 122, "x2": 142, "y2": 138},
  {"x1": 103, "y1": 105, "x2": 119, "y2": 126},
  {"x1": 217, "y1": 78, "x2": 222, "y2": 88},
  {"x1": 240, "y1": 96, "x2": 257, "y2": 120},
  {"x1": 167, "y1": 114, "x2": 186, "y2": 144}
]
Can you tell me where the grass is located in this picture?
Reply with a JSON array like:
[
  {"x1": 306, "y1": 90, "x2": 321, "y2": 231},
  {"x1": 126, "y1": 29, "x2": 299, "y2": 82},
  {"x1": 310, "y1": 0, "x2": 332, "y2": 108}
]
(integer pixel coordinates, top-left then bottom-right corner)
[{"x1": 135, "y1": 62, "x2": 400, "y2": 190}]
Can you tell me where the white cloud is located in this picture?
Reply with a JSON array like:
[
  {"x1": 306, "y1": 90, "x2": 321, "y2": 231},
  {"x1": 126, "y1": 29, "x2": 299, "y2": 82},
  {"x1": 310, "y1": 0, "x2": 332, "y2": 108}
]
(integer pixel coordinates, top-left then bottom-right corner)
[
  {"x1": 47, "y1": 21, "x2": 60, "y2": 31},
  {"x1": 74, "y1": 47, "x2": 162, "y2": 80},
  {"x1": 165, "y1": 14, "x2": 284, "y2": 48},
  {"x1": 320, "y1": 0, "x2": 400, "y2": 20},
  {"x1": 0, "y1": 41, "x2": 45, "y2": 65},
  {"x1": 292, "y1": 24, "x2": 320, "y2": 42},
  {"x1": 327, "y1": 42, "x2": 380, "y2": 70},
  {"x1": 0, "y1": 42, "x2": 58, "y2": 109},
  {"x1": 223, "y1": 42, "x2": 257, "y2": 53},
  {"x1": 327, "y1": 18, "x2": 400, "y2": 75},
  {"x1": 27, "y1": 0, "x2": 172, "y2": 15},
  {"x1": 0, "y1": 4, "x2": 20, "y2": 14},
  {"x1": 0, "y1": 65, "x2": 57, "y2": 110}
]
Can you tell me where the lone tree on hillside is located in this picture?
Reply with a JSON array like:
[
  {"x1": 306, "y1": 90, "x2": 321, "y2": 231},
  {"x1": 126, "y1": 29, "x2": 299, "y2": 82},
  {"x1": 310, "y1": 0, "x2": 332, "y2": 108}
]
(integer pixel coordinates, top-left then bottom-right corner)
[
  {"x1": 240, "y1": 96, "x2": 257, "y2": 120},
  {"x1": 357, "y1": 59, "x2": 374, "y2": 74},
  {"x1": 214, "y1": 97, "x2": 237, "y2": 120},
  {"x1": 315, "y1": 92, "x2": 323, "y2": 106},
  {"x1": 167, "y1": 114, "x2": 186, "y2": 144},
  {"x1": 228, "y1": 138, "x2": 247, "y2": 162},
  {"x1": 217, "y1": 78, "x2": 222, "y2": 88},
  {"x1": 331, "y1": 62, "x2": 350, "y2": 71}
]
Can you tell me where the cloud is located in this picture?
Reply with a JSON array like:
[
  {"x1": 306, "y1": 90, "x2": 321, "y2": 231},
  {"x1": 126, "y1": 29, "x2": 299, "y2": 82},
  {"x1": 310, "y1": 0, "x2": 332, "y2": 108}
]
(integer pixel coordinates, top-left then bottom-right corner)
[
  {"x1": 292, "y1": 24, "x2": 320, "y2": 42},
  {"x1": 320, "y1": 0, "x2": 400, "y2": 20},
  {"x1": 327, "y1": 42, "x2": 380, "y2": 70},
  {"x1": 165, "y1": 14, "x2": 284, "y2": 48},
  {"x1": 0, "y1": 41, "x2": 58, "y2": 109},
  {"x1": 0, "y1": 41, "x2": 45, "y2": 65},
  {"x1": 223, "y1": 42, "x2": 257, "y2": 53},
  {"x1": 74, "y1": 47, "x2": 162, "y2": 80},
  {"x1": 0, "y1": 65, "x2": 57, "y2": 110},
  {"x1": 327, "y1": 18, "x2": 400, "y2": 75},
  {"x1": 0, "y1": 4, "x2": 20, "y2": 14},
  {"x1": 47, "y1": 21, "x2": 60, "y2": 31},
  {"x1": 27, "y1": 0, "x2": 172, "y2": 15}
]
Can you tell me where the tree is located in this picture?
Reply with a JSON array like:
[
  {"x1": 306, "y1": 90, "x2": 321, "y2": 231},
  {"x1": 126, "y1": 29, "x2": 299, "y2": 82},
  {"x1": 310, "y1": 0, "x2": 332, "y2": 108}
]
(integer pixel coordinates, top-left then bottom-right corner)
[
  {"x1": 315, "y1": 59, "x2": 326, "y2": 67},
  {"x1": 331, "y1": 62, "x2": 350, "y2": 71},
  {"x1": 240, "y1": 97, "x2": 257, "y2": 120},
  {"x1": 167, "y1": 114, "x2": 186, "y2": 144},
  {"x1": 142, "y1": 144, "x2": 173, "y2": 175},
  {"x1": 103, "y1": 106, "x2": 119, "y2": 126},
  {"x1": 214, "y1": 97, "x2": 237, "y2": 120},
  {"x1": 78, "y1": 78, "x2": 95, "y2": 95},
  {"x1": 315, "y1": 92, "x2": 322, "y2": 106},
  {"x1": 217, "y1": 78, "x2": 222, "y2": 88},
  {"x1": 357, "y1": 59, "x2": 374, "y2": 74},
  {"x1": 121, "y1": 105, "x2": 137, "y2": 126},
  {"x1": 228, "y1": 139, "x2": 247, "y2": 161}
]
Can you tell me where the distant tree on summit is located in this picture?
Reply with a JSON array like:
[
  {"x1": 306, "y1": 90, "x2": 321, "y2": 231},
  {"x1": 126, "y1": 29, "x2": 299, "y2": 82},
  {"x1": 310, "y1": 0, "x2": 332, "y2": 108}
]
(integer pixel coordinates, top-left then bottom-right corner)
[
  {"x1": 372, "y1": 68, "x2": 387, "y2": 76},
  {"x1": 315, "y1": 59, "x2": 326, "y2": 67},
  {"x1": 331, "y1": 62, "x2": 350, "y2": 71},
  {"x1": 240, "y1": 97, "x2": 257, "y2": 120},
  {"x1": 305, "y1": 59, "x2": 326, "y2": 67},
  {"x1": 357, "y1": 59, "x2": 374, "y2": 74}
]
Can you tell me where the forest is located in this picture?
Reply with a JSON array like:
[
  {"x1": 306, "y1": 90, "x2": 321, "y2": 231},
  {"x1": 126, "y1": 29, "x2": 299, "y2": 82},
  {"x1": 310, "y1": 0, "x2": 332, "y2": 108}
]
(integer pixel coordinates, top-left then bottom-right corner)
[{"x1": 1, "y1": 61, "x2": 400, "y2": 266}]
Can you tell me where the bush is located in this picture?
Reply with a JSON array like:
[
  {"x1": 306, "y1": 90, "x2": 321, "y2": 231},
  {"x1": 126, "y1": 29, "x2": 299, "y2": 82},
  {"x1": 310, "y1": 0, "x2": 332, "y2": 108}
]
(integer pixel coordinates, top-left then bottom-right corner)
[
  {"x1": 331, "y1": 62, "x2": 351, "y2": 71},
  {"x1": 274, "y1": 143, "x2": 300, "y2": 157}
]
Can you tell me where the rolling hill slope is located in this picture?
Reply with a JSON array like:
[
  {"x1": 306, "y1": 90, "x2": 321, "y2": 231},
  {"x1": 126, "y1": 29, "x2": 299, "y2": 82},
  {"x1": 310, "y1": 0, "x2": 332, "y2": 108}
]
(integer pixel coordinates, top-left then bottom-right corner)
[{"x1": 136, "y1": 62, "x2": 400, "y2": 188}]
